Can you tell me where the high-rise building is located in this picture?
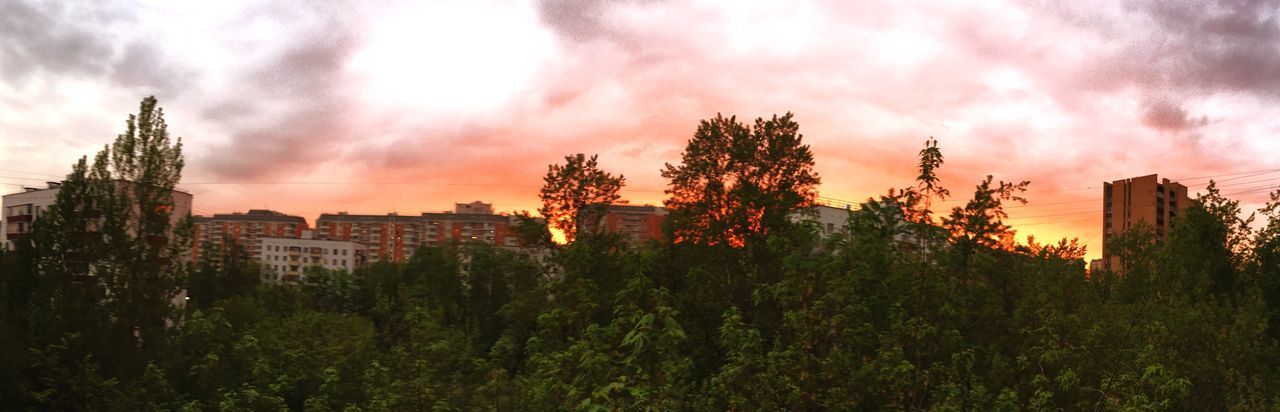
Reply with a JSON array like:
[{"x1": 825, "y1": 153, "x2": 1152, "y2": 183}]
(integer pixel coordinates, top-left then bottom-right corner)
[
  {"x1": 1101, "y1": 174, "x2": 1191, "y2": 272},
  {"x1": 589, "y1": 204, "x2": 667, "y2": 244},
  {"x1": 420, "y1": 211, "x2": 520, "y2": 248},
  {"x1": 315, "y1": 202, "x2": 523, "y2": 262},
  {"x1": 193, "y1": 209, "x2": 308, "y2": 260},
  {"x1": 314, "y1": 212, "x2": 421, "y2": 262}
]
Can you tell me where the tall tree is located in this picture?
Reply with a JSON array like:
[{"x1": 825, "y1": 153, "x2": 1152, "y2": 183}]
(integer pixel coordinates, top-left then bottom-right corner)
[
  {"x1": 538, "y1": 154, "x2": 625, "y2": 243},
  {"x1": 23, "y1": 96, "x2": 188, "y2": 368},
  {"x1": 661, "y1": 113, "x2": 819, "y2": 247}
]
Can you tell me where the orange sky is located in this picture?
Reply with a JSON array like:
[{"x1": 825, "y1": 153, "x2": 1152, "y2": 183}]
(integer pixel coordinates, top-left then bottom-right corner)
[{"x1": 3, "y1": 1, "x2": 1280, "y2": 261}]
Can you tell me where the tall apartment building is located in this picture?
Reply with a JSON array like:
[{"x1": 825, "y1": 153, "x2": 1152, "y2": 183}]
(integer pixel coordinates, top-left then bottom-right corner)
[
  {"x1": 1101, "y1": 174, "x2": 1191, "y2": 272},
  {"x1": 259, "y1": 230, "x2": 367, "y2": 284},
  {"x1": 3, "y1": 181, "x2": 193, "y2": 250},
  {"x1": 422, "y1": 201, "x2": 521, "y2": 248},
  {"x1": 192, "y1": 209, "x2": 308, "y2": 260},
  {"x1": 315, "y1": 201, "x2": 522, "y2": 262},
  {"x1": 313, "y1": 212, "x2": 421, "y2": 262},
  {"x1": 587, "y1": 204, "x2": 667, "y2": 244}
]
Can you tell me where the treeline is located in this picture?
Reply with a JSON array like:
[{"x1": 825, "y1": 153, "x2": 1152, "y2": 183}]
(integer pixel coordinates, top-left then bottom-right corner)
[{"x1": 3, "y1": 101, "x2": 1280, "y2": 410}]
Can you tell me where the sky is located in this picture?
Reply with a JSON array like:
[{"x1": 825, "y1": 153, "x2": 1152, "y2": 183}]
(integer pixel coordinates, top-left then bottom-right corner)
[{"x1": 2, "y1": 0, "x2": 1279, "y2": 260}]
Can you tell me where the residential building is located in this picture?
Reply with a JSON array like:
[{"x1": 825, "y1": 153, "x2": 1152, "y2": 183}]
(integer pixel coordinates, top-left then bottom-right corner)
[
  {"x1": 315, "y1": 202, "x2": 524, "y2": 262},
  {"x1": 193, "y1": 209, "x2": 307, "y2": 260},
  {"x1": 2, "y1": 182, "x2": 61, "y2": 250},
  {"x1": 812, "y1": 203, "x2": 854, "y2": 237},
  {"x1": 3, "y1": 181, "x2": 193, "y2": 250},
  {"x1": 421, "y1": 201, "x2": 520, "y2": 248},
  {"x1": 1101, "y1": 174, "x2": 1191, "y2": 272},
  {"x1": 259, "y1": 230, "x2": 367, "y2": 284},
  {"x1": 314, "y1": 212, "x2": 421, "y2": 262},
  {"x1": 588, "y1": 204, "x2": 667, "y2": 244}
]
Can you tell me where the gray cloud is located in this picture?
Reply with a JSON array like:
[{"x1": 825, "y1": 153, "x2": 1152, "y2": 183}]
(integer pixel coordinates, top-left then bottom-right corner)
[
  {"x1": 1089, "y1": 0, "x2": 1280, "y2": 96},
  {"x1": 0, "y1": 1, "x2": 116, "y2": 83},
  {"x1": 1142, "y1": 99, "x2": 1208, "y2": 131},
  {"x1": 0, "y1": 1, "x2": 186, "y2": 97},
  {"x1": 536, "y1": 0, "x2": 612, "y2": 42},
  {"x1": 199, "y1": 4, "x2": 363, "y2": 179}
]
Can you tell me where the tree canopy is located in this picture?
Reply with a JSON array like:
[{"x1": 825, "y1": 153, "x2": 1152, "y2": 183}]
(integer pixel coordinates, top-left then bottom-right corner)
[
  {"x1": 661, "y1": 113, "x2": 819, "y2": 247},
  {"x1": 538, "y1": 153, "x2": 625, "y2": 243}
]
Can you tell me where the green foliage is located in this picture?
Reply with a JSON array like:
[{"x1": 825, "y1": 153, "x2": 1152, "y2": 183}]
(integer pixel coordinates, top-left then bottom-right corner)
[
  {"x1": 188, "y1": 240, "x2": 261, "y2": 309},
  {"x1": 7, "y1": 110, "x2": 1280, "y2": 410}
]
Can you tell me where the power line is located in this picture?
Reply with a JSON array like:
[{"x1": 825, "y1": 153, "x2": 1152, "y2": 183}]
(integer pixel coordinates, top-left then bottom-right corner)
[
  {"x1": 0, "y1": 168, "x2": 64, "y2": 178},
  {"x1": 1168, "y1": 168, "x2": 1280, "y2": 182}
]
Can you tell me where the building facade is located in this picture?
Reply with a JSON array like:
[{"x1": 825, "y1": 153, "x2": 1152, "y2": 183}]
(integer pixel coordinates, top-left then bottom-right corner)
[
  {"x1": 314, "y1": 212, "x2": 422, "y2": 262},
  {"x1": 589, "y1": 204, "x2": 667, "y2": 243},
  {"x1": 314, "y1": 202, "x2": 520, "y2": 262},
  {"x1": 3, "y1": 181, "x2": 193, "y2": 250},
  {"x1": 259, "y1": 231, "x2": 367, "y2": 284},
  {"x1": 193, "y1": 209, "x2": 307, "y2": 260},
  {"x1": 1101, "y1": 174, "x2": 1191, "y2": 272},
  {"x1": 812, "y1": 204, "x2": 854, "y2": 237},
  {"x1": 422, "y1": 202, "x2": 521, "y2": 248}
]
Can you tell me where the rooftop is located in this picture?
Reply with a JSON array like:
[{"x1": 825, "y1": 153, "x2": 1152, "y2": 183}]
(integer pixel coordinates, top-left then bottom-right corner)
[{"x1": 207, "y1": 209, "x2": 306, "y2": 224}]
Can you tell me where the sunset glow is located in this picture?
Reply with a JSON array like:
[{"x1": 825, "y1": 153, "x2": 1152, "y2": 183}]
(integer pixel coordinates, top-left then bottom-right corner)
[{"x1": 3, "y1": 1, "x2": 1280, "y2": 261}]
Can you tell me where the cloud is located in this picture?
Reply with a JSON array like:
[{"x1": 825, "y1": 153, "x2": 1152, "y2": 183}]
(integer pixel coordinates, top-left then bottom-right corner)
[
  {"x1": 1142, "y1": 99, "x2": 1209, "y2": 131},
  {"x1": 536, "y1": 0, "x2": 613, "y2": 42},
  {"x1": 5, "y1": 0, "x2": 1280, "y2": 261},
  {"x1": 0, "y1": 1, "x2": 117, "y2": 84},
  {"x1": 1058, "y1": 0, "x2": 1280, "y2": 96},
  {"x1": 198, "y1": 2, "x2": 364, "y2": 180}
]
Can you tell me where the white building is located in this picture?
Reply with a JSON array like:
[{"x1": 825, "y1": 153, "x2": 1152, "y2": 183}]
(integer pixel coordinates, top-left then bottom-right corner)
[
  {"x1": 2, "y1": 181, "x2": 193, "y2": 250},
  {"x1": 812, "y1": 203, "x2": 855, "y2": 236},
  {"x1": 2, "y1": 183, "x2": 60, "y2": 250},
  {"x1": 259, "y1": 230, "x2": 367, "y2": 284}
]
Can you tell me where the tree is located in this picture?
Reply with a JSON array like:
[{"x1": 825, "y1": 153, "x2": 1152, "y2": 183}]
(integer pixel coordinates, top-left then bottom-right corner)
[
  {"x1": 943, "y1": 176, "x2": 1028, "y2": 251},
  {"x1": 661, "y1": 113, "x2": 819, "y2": 247},
  {"x1": 539, "y1": 154, "x2": 625, "y2": 243},
  {"x1": 187, "y1": 240, "x2": 260, "y2": 310},
  {"x1": 22, "y1": 96, "x2": 188, "y2": 373},
  {"x1": 914, "y1": 137, "x2": 950, "y2": 220}
]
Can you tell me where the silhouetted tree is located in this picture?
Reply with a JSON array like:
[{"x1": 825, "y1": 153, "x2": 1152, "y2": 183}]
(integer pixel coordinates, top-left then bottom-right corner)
[
  {"x1": 538, "y1": 153, "x2": 624, "y2": 243},
  {"x1": 661, "y1": 113, "x2": 819, "y2": 247}
]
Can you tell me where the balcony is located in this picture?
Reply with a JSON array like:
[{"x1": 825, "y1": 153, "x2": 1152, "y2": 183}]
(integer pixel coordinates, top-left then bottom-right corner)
[{"x1": 6, "y1": 214, "x2": 32, "y2": 223}]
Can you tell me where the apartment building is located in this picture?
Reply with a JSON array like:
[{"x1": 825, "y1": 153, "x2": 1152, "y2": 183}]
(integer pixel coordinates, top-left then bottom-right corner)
[
  {"x1": 586, "y1": 204, "x2": 668, "y2": 244},
  {"x1": 3, "y1": 181, "x2": 193, "y2": 250},
  {"x1": 812, "y1": 203, "x2": 854, "y2": 237},
  {"x1": 259, "y1": 230, "x2": 367, "y2": 284},
  {"x1": 193, "y1": 209, "x2": 307, "y2": 260},
  {"x1": 1101, "y1": 174, "x2": 1191, "y2": 272},
  {"x1": 314, "y1": 212, "x2": 422, "y2": 262},
  {"x1": 315, "y1": 202, "x2": 524, "y2": 262},
  {"x1": 422, "y1": 201, "x2": 521, "y2": 248}
]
